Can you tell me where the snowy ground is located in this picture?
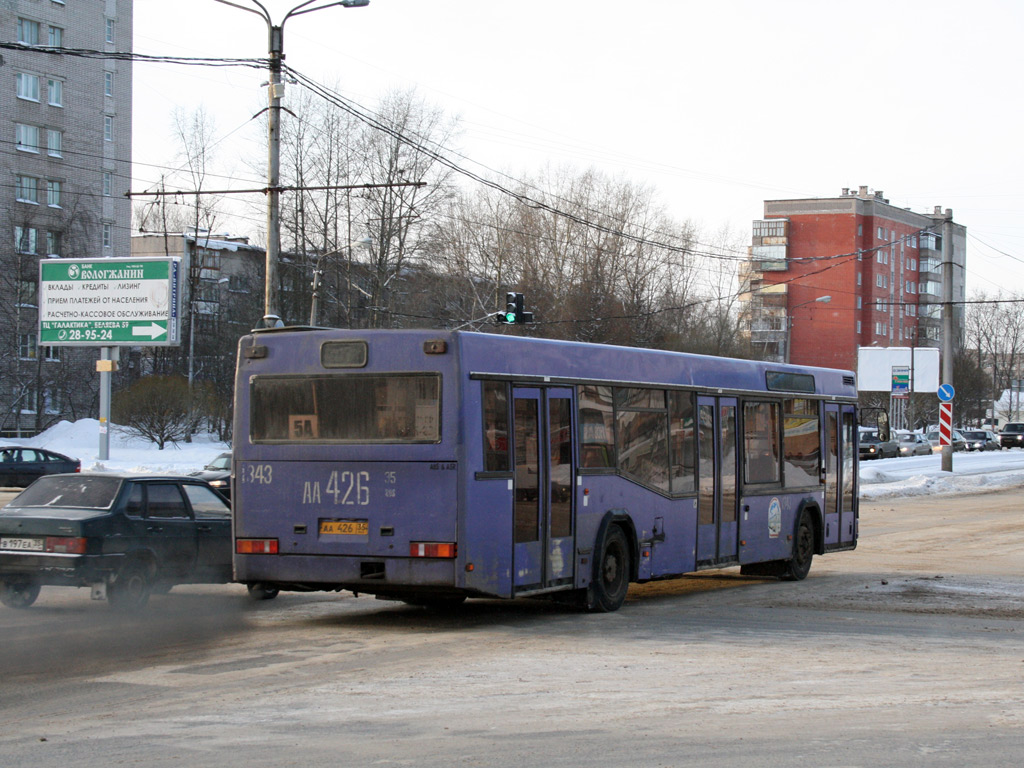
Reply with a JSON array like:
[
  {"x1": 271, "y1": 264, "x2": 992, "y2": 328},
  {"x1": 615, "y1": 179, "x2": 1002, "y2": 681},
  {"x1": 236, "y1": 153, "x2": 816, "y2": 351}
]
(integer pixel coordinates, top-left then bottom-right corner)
[{"x1": 7, "y1": 419, "x2": 1024, "y2": 499}]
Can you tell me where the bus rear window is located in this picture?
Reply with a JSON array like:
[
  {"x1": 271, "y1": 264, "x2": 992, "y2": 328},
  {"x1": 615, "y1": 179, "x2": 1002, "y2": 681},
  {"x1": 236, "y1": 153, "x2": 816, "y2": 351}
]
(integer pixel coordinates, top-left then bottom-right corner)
[{"x1": 250, "y1": 374, "x2": 441, "y2": 443}]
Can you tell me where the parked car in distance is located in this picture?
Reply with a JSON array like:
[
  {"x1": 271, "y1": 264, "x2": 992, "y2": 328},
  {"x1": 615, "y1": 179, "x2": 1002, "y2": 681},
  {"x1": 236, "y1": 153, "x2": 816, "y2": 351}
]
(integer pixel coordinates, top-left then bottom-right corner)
[
  {"x1": 925, "y1": 430, "x2": 967, "y2": 452},
  {"x1": 896, "y1": 432, "x2": 933, "y2": 457},
  {"x1": 999, "y1": 422, "x2": 1024, "y2": 449},
  {"x1": 0, "y1": 473, "x2": 235, "y2": 610},
  {"x1": 859, "y1": 430, "x2": 899, "y2": 460},
  {"x1": 960, "y1": 429, "x2": 1000, "y2": 452},
  {"x1": 190, "y1": 451, "x2": 232, "y2": 500},
  {"x1": 0, "y1": 446, "x2": 80, "y2": 488}
]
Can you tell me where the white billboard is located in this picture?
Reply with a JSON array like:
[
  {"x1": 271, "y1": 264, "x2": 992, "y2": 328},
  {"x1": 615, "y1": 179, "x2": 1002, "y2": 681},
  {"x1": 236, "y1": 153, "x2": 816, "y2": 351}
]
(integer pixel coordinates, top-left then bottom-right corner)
[{"x1": 856, "y1": 346, "x2": 940, "y2": 393}]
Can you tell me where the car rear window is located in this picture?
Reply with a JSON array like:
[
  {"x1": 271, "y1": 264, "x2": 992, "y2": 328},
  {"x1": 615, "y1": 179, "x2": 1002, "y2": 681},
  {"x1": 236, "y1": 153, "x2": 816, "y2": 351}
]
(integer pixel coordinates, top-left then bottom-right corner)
[{"x1": 7, "y1": 476, "x2": 121, "y2": 509}]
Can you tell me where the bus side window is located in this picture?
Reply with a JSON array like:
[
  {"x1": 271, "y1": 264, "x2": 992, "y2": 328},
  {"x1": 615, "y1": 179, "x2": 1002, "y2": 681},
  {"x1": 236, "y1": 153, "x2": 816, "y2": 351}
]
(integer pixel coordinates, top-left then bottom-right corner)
[
  {"x1": 743, "y1": 401, "x2": 781, "y2": 485},
  {"x1": 482, "y1": 381, "x2": 510, "y2": 472}
]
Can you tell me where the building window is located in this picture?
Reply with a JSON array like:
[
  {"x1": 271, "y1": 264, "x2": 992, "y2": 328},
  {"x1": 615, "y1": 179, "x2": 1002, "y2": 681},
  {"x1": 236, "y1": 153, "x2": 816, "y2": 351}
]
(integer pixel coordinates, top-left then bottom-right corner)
[
  {"x1": 17, "y1": 176, "x2": 39, "y2": 204},
  {"x1": 856, "y1": 296, "x2": 862, "y2": 309},
  {"x1": 876, "y1": 274, "x2": 883, "y2": 288},
  {"x1": 18, "y1": 18, "x2": 40, "y2": 46},
  {"x1": 15, "y1": 226, "x2": 38, "y2": 254},
  {"x1": 856, "y1": 320, "x2": 862, "y2": 334},
  {"x1": 47, "y1": 129, "x2": 62, "y2": 157},
  {"x1": 104, "y1": 115, "x2": 113, "y2": 142},
  {"x1": 48, "y1": 26, "x2": 63, "y2": 47},
  {"x1": 46, "y1": 230, "x2": 61, "y2": 256},
  {"x1": 48, "y1": 78, "x2": 63, "y2": 106},
  {"x1": 105, "y1": 19, "x2": 115, "y2": 44},
  {"x1": 17, "y1": 72, "x2": 41, "y2": 101},
  {"x1": 857, "y1": 272, "x2": 862, "y2": 286},
  {"x1": 16, "y1": 123, "x2": 40, "y2": 153},
  {"x1": 104, "y1": 72, "x2": 114, "y2": 97},
  {"x1": 44, "y1": 346, "x2": 61, "y2": 363},
  {"x1": 102, "y1": 222, "x2": 112, "y2": 248},
  {"x1": 103, "y1": 171, "x2": 113, "y2": 197},
  {"x1": 19, "y1": 334, "x2": 38, "y2": 360},
  {"x1": 857, "y1": 224, "x2": 863, "y2": 236},
  {"x1": 47, "y1": 180, "x2": 62, "y2": 207},
  {"x1": 19, "y1": 279, "x2": 38, "y2": 307}
]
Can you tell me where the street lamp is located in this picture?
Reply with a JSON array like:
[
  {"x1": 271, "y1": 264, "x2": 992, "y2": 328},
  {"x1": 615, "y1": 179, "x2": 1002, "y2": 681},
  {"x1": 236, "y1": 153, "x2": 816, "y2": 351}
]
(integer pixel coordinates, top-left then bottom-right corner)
[
  {"x1": 212, "y1": 0, "x2": 370, "y2": 329},
  {"x1": 786, "y1": 295, "x2": 831, "y2": 363},
  {"x1": 309, "y1": 236, "x2": 373, "y2": 326}
]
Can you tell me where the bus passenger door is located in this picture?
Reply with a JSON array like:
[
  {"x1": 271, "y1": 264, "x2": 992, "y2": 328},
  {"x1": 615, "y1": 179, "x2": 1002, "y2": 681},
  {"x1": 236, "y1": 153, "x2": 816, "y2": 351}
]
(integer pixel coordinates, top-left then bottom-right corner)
[
  {"x1": 696, "y1": 396, "x2": 739, "y2": 566},
  {"x1": 512, "y1": 387, "x2": 575, "y2": 592},
  {"x1": 840, "y1": 407, "x2": 857, "y2": 546},
  {"x1": 823, "y1": 404, "x2": 844, "y2": 548}
]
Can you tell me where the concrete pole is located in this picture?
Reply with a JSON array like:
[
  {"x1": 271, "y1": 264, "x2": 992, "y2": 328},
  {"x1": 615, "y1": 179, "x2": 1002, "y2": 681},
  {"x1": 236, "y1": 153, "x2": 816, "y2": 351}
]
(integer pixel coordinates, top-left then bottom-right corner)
[
  {"x1": 940, "y1": 211, "x2": 954, "y2": 472},
  {"x1": 98, "y1": 347, "x2": 112, "y2": 461},
  {"x1": 264, "y1": 24, "x2": 283, "y2": 325}
]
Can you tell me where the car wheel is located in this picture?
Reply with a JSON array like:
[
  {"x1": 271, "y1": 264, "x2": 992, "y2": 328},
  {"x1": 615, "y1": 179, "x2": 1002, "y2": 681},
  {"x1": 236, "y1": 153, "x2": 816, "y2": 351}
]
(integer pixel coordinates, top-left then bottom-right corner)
[
  {"x1": 246, "y1": 583, "x2": 280, "y2": 601},
  {"x1": 0, "y1": 579, "x2": 41, "y2": 609},
  {"x1": 108, "y1": 562, "x2": 152, "y2": 611}
]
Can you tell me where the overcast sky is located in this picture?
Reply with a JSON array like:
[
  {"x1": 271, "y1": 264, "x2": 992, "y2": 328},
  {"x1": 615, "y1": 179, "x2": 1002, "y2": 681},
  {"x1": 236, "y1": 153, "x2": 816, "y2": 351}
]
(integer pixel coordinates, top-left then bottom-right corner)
[{"x1": 131, "y1": 0, "x2": 1024, "y2": 295}]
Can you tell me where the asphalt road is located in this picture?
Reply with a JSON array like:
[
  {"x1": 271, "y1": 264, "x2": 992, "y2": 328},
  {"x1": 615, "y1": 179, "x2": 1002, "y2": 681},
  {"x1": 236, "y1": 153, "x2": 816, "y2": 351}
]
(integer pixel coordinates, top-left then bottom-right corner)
[{"x1": 1, "y1": 488, "x2": 1022, "y2": 767}]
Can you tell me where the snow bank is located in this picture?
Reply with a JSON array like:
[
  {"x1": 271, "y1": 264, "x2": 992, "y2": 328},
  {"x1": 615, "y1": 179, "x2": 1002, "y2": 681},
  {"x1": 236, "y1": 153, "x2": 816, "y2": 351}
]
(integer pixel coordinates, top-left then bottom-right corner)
[{"x1": 9, "y1": 419, "x2": 228, "y2": 475}]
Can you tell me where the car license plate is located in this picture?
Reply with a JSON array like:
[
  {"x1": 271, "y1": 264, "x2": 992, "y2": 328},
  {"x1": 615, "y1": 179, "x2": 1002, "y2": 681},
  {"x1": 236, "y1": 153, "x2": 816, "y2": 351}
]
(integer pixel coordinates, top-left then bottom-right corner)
[
  {"x1": 319, "y1": 520, "x2": 369, "y2": 536},
  {"x1": 0, "y1": 537, "x2": 44, "y2": 552}
]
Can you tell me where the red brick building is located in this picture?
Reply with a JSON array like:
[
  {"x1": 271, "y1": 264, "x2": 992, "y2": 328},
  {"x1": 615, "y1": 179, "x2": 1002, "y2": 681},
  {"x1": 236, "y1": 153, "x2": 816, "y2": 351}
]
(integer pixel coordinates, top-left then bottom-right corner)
[{"x1": 741, "y1": 186, "x2": 965, "y2": 372}]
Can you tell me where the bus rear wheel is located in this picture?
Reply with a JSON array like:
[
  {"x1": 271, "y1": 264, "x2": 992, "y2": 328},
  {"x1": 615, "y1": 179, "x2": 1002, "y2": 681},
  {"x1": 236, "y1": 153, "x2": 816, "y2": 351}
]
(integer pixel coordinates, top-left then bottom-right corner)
[
  {"x1": 782, "y1": 511, "x2": 815, "y2": 581},
  {"x1": 587, "y1": 525, "x2": 631, "y2": 612}
]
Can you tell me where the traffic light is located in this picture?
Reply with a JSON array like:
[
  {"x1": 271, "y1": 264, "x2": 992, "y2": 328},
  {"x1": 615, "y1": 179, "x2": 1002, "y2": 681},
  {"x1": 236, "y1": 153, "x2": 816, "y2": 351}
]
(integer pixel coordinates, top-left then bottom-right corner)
[{"x1": 494, "y1": 292, "x2": 533, "y2": 324}]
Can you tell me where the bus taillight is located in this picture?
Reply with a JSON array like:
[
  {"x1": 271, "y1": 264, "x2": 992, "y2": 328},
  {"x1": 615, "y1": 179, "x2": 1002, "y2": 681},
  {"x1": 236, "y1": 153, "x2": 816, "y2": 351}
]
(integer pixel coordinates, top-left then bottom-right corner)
[
  {"x1": 236, "y1": 538, "x2": 279, "y2": 555},
  {"x1": 409, "y1": 542, "x2": 456, "y2": 558}
]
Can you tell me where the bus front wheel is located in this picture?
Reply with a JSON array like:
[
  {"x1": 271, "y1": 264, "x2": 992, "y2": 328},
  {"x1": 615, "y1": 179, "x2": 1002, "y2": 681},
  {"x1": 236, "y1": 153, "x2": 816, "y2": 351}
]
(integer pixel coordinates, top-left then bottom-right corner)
[
  {"x1": 587, "y1": 525, "x2": 631, "y2": 612},
  {"x1": 782, "y1": 511, "x2": 815, "y2": 581}
]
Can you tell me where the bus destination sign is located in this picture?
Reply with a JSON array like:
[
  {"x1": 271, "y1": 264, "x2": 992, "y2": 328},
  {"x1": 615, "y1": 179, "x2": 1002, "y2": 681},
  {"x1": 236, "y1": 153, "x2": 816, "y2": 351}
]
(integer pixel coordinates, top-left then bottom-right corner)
[{"x1": 38, "y1": 257, "x2": 181, "y2": 347}]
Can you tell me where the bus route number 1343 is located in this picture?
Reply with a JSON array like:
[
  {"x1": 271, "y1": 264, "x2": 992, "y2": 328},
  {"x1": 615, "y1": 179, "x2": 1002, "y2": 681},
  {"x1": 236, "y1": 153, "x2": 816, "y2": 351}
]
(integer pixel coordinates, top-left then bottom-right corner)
[{"x1": 241, "y1": 464, "x2": 273, "y2": 485}]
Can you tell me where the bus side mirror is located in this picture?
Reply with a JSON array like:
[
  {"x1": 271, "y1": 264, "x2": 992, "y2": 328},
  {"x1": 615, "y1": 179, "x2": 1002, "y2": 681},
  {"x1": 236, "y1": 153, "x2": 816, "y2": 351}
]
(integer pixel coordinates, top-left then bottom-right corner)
[{"x1": 877, "y1": 411, "x2": 891, "y2": 442}]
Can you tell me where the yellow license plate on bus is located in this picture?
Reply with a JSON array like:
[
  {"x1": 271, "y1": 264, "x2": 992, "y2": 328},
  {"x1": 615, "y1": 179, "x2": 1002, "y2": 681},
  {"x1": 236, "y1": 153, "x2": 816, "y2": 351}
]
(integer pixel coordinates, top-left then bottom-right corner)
[{"x1": 319, "y1": 520, "x2": 369, "y2": 536}]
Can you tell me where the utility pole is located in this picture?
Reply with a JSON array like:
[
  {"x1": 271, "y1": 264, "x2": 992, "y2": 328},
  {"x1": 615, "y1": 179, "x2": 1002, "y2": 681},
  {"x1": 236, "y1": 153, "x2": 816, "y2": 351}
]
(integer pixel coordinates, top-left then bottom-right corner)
[
  {"x1": 212, "y1": 0, "x2": 370, "y2": 327},
  {"x1": 940, "y1": 209, "x2": 955, "y2": 472}
]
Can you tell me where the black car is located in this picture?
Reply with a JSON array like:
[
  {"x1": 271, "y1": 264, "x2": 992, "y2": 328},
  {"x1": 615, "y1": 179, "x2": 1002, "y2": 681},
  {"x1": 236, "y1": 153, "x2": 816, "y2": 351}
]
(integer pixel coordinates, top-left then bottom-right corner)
[
  {"x1": 190, "y1": 451, "x2": 232, "y2": 500},
  {"x1": 999, "y1": 422, "x2": 1024, "y2": 449},
  {"x1": 0, "y1": 446, "x2": 81, "y2": 488},
  {"x1": 859, "y1": 431, "x2": 899, "y2": 460},
  {"x1": 960, "y1": 430, "x2": 1000, "y2": 452},
  {"x1": 0, "y1": 473, "x2": 232, "y2": 610}
]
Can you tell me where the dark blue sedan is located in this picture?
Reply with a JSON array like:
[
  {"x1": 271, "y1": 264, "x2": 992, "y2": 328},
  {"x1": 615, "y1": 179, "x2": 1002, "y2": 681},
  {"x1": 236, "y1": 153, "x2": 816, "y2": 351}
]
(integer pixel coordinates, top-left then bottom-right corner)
[{"x1": 0, "y1": 473, "x2": 232, "y2": 610}]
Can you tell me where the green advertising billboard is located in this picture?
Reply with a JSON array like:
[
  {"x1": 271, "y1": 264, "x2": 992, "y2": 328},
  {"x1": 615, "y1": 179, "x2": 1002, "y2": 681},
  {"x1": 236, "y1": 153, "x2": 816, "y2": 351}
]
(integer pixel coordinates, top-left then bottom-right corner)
[{"x1": 38, "y1": 258, "x2": 181, "y2": 346}]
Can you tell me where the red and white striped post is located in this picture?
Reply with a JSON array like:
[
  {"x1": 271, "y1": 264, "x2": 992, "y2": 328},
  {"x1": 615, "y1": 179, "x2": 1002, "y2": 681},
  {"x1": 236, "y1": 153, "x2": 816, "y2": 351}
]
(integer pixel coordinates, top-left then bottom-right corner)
[{"x1": 939, "y1": 402, "x2": 953, "y2": 447}]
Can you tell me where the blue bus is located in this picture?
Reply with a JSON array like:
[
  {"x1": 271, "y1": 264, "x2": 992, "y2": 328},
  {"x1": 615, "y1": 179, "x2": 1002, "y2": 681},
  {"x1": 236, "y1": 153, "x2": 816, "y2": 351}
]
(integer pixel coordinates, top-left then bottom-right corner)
[{"x1": 232, "y1": 329, "x2": 859, "y2": 611}]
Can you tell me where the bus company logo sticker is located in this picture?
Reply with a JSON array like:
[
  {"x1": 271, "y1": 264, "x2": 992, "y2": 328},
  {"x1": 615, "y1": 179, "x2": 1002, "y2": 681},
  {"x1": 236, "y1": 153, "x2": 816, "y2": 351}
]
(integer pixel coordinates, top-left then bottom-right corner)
[{"x1": 768, "y1": 498, "x2": 782, "y2": 539}]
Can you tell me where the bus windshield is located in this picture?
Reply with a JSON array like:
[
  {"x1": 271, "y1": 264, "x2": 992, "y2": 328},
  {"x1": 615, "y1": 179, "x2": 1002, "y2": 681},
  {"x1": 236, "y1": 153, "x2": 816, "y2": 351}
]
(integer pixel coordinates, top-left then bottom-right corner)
[{"x1": 250, "y1": 373, "x2": 441, "y2": 443}]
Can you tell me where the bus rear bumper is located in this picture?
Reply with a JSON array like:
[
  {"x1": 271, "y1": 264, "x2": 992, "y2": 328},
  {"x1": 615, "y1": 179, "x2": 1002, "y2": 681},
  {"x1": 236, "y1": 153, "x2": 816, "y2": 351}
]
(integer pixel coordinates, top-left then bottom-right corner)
[{"x1": 234, "y1": 553, "x2": 465, "y2": 595}]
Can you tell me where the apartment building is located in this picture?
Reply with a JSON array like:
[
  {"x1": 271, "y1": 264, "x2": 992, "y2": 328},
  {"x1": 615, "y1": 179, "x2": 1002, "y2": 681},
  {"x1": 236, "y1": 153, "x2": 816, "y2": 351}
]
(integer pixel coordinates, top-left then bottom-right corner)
[
  {"x1": 2, "y1": 0, "x2": 133, "y2": 436},
  {"x1": 740, "y1": 186, "x2": 966, "y2": 372}
]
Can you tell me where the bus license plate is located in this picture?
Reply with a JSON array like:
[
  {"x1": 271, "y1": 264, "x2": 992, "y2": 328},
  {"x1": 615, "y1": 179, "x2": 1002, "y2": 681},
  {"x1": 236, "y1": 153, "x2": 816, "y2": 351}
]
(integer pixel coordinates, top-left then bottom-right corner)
[
  {"x1": 319, "y1": 520, "x2": 369, "y2": 536},
  {"x1": 0, "y1": 537, "x2": 44, "y2": 552}
]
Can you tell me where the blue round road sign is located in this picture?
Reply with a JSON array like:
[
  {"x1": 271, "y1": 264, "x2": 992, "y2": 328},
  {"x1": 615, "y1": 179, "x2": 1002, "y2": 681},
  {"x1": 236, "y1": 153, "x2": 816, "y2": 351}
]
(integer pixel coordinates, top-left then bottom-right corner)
[{"x1": 937, "y1": 383, "x2": 955, "y2": 402}]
